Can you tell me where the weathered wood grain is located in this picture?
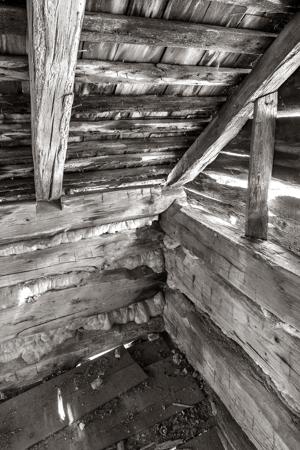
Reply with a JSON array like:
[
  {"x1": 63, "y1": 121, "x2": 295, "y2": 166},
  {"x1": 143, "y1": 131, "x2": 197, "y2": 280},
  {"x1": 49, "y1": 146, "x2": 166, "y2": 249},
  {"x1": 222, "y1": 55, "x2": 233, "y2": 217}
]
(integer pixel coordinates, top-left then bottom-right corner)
[
  {"x1": 69, "y1": 118, "x2": 207, "y2": 136},
  {"x1": 36, "y1": 357, "x2": 204, "y2": 450},
  {"x1": 186, "y1": 176, "x2": 300, "y2": 256},
  {"x1": 81, "y1": 12, "x2": 276, "y2": 54},
  {"x1": 160, "y1": 201, "x2": 300, "y2": 329},
  {"x1": 75, "y1": 60, "x2": 250, "y2": 86},
  {"x1": 27, "y1": 0, "x2": 86, "y2": 201},
  {"x1": 166, "y1": 13, "x2": 300, "y2": 187},
  {"x1": 0, "y1": 186, "x2": 184, "y2": 244},
  {"x1": 164, "y1": 289, "x2": 300, "y2": 450},
  {"x1": 0, "y1": 266, "x2": 164, "y2": 342},
  {"x1": 0, "y1": 348, "x2": 147, "y2": 450},
  {"x1": 0, "y1": 55, "x2": 249, "y2": 86},
  {"x1": 165, "y1": 245, "x2": 300, "y2": 413},
  {"x1": 210, "y1": 0, "x2": 299, "y2": 13},
  {"x1": 71, "y1": 95, "x2": 224, "y2": 118},
  {"x1": 245, "y1": 92, "x2": 278, "y2": 239},
  {"x1": 0, "y1": 317, "x2": 164, "y2": 392},
  {"x1": 0, "y1": 118, "x2": 205, "y2": 142}
]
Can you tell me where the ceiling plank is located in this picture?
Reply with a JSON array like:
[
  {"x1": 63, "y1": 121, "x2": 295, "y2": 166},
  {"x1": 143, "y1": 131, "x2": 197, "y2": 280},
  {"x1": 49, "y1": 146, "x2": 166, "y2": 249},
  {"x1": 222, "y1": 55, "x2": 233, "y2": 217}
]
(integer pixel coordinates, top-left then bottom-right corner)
[
  {"x1": 81, "y1": 12, "x2": 276, "y2": 55},
  {"x1": 0, "y1": 6, "x2": 276, "y2": 55},
  {"x1": 27, "y1": 0, "x2": 86, "y2": 202},
  {"x1": 0, "y1": 55, "x2": 250, "y2": 87},
  {"x1": 75, "y1": 60, "x2": 250, "y2": 86},
  {"x1": 209, "y1": 0, "x2": 299, "y2": 13},
  {"x1": 245, "y1": 92, "x2": 278, "y2": 239},
  {"x1": 166, "y1": 13, "x2": 300, "y2": 187}
]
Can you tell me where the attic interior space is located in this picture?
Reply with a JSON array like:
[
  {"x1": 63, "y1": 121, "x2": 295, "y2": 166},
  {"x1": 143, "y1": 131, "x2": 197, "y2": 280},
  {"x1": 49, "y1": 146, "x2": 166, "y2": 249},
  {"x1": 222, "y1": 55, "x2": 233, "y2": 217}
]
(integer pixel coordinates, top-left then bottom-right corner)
[{"x1": 0, "y1": 0, "x2": 299, "y2": 449}]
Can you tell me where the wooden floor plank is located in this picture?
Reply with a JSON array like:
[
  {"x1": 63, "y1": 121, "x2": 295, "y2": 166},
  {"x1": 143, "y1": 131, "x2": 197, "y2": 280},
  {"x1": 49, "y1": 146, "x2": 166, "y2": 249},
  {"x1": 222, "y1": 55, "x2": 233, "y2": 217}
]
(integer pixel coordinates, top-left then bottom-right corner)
[
  {"x1": 179, "y1": 427, "x2": 224, "y2": 450},
  {"x1": 0, "y1": 348, "x2": 147, "y2": 450},
  {"x1": 34, "y1": 357, "x2": 204, "y2": 450}
]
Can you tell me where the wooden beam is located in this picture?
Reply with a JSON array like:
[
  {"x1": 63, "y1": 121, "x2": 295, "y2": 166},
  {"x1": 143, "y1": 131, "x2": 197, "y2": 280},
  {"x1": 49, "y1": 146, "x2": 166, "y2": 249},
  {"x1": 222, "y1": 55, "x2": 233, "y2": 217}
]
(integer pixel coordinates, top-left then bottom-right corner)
[
  {"x1": 0, "y1": 317, "x2": 164, "y2": 393},
  {"x1": 27, "y1": 0, "x2": 86, "y2": 201},
  {"x1": 0, "y1": 186, "x2": 183, "y2": 244},
  {"x1": 0, "y1": 55, "x2": 250, "y2": 86},
  {"x1": 164, "y1": 289, "x2": 300, "y2": 450},
  {"x1": 0, "y1": 119, "x2": 205, "y2": 142},
  {"x1": 165, "y1": 245, "x2": 300, "y2": 413},
  {"x1": 166, "y1": 13, "x2": 300, "y2": 187},
  {"x1": 245, "y1": 92, "x2": 278, "y2": 239},
  {"x1": 0, "y1": 7, "x2": 276, "y2": 54},
  {"x1": 81, "y1": 12, "x2": 275, "y2": 54},
  {"x1": 75, "y1": 60, "x2": 250, "y2": 86},
  {"x1": 160, "y1": 201, "x2": 300, "y2": 329},
  {"x1": 209, "y1": 0, "x2": 299, "y2": 13},
  {"x1": 0, "y1": 349, "x2": 147, "y2": 450}
]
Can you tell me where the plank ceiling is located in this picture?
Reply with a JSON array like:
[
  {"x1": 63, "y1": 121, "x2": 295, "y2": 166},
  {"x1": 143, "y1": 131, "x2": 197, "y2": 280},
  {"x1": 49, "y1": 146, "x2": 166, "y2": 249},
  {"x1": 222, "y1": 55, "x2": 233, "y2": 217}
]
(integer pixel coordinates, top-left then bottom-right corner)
[{"x1": 0, "y1": 0, "x2": 297, "y2": 203}]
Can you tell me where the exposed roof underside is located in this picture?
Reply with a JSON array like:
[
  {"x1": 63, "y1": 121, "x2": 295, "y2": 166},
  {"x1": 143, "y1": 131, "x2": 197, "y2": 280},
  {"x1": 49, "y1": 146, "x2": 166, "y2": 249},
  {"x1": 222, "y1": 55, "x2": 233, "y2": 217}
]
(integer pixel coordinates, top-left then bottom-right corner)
[{"x1": 0, "y1": 0, "x2": 299, "y2": 203}]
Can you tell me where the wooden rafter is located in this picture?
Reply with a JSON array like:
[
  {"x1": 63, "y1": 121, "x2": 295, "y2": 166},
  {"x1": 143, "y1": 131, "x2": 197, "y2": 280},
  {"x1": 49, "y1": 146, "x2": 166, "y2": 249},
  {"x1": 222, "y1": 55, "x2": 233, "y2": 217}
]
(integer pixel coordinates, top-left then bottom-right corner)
[
  {"x1": 27, "y1": 0, "x2": 86, "y2": 202},
  {"x1": 81, "y1": 13, "x2": 275, "y2": 54},
  {"x1": 166, "y1": 13, "x2": 300, "y2": 188},
  {"x1": 1, "y1": 6, "x2": 275, "y2": 55},
  {"x1": 207, "y1": 0, "x2": 299, "y2": 13},
  {"x1": 0, "y1": 55, "x2": 250, "y2": 87},
  {"x1": 245, "y1": 92, "x2": 278, "y2": 239}
]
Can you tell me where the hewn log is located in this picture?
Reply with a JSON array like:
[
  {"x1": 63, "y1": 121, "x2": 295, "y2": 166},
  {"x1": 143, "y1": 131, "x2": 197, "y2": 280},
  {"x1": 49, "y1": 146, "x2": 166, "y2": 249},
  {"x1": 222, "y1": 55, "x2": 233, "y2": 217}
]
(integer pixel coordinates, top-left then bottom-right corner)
[
  {"x1": 245, "y1": 92, "x2": 278, "y2": 239},
  {"x1": 71, "y1": 95, "x2": 224, "y2": 118},
  {"x1": 160, "y1": 201, "x2": 300, "y2": 329},
  {"x1": 0, "y1": 6, "x2": 277, "y2": 52},
  {"x1": 75, "y1": 60, "x2": 250, "y2": 86},
  {"x1": 81, "y1": 12, "x2": 276, "y2": 54},
  {"x1": 0, "y1": 137, "x2": 193, "y2": 180},
  {"x1": 0, "y1": 166, "x2": 173, "y2": 203},
  {"x1": 208, "y1": 0, "x2": 299, "y2": 13},
  {"x1": 0, "y1": 55, "x2": 250, "y2": 86},
  {"x1": 164, "y1": 289, "x2": 300, "y2": 450},
  {"x1": 0, "y1": 222, "x2": 164, "y2": 287},
  {"x1": 0, "y1": 186, "x2": 184, "y2": 244},
  {"x1": 27, "y1": 0, "x2": 86, "y2": 201},
  {"x1": 165, "y1": 245, "x2": 300, "y2": 413},
  {"x1": 166, "y1": 13, "x2": 300, "y2": 187},
  {"x1": 0, "y1": 316, "x2": 164, "y2": 392},
  {"x1": 69, "y1": 118, "x2": 207, "y2": 136},
  {"x1": 185, "y1": 176, "x2": 300, "y2": 256},
  {"x1": 0, "y1": 119, "x2": 205, "y2": 142},
  {"x1": 0, "y1": 266, "x2": 164, "y2": 343}
]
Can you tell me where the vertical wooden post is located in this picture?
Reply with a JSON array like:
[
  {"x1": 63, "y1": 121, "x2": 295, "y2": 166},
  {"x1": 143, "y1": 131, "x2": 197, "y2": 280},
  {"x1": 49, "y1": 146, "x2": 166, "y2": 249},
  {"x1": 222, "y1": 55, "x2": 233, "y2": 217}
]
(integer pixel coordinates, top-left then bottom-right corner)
[
  {"x1": 27, "y1": 0, "x2": 86, "y2": 202},
  {"x1": 245, "y1": 92, "x2": 278, "y2": 239}
]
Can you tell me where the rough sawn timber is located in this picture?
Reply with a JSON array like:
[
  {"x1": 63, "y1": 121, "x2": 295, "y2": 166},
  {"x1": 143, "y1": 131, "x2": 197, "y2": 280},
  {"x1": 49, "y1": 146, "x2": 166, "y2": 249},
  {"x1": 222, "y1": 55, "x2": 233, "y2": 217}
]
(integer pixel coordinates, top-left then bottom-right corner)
[
  {"x1": 0, "y1": 348, "x2": 147, "y2": 450},
  {"x1": 160, "y1": 201, "x2": 300, "y2": 329},
  {"x1": 27, "y1": 0, "x2": 86, "y2": 201},
  {"x1": 81, "y1": 12, "x2": 276, "y2": 54},
  {"x1": 166, "y1": 13, "x2": 300, "y2": 187},
  {"x1": 164, "y1": 289, "x2": 300, "y2": 450},
  {"x1": 165, "y1": 245, "x2": 300, "y2": 414},
  {"x1": 0, "y1": 55, "x2": 249, "y2": 87},
  {"x1": 0, "y1": 186, "x2": 184, "y2": 244},
  {"x1": 245, "y1": 92, "x2": 278, "y2": 239}
]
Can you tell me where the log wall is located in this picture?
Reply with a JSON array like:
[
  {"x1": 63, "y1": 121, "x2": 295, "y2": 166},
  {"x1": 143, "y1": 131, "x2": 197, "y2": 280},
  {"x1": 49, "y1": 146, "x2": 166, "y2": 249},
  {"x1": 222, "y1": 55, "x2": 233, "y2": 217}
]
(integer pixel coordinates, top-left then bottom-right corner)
[
  {"x1": 160, "y1": 201, "x2": 300, "y2": 450},
  {"x1": 0, "y1": 187, "x2": 177, "y2": 393}
]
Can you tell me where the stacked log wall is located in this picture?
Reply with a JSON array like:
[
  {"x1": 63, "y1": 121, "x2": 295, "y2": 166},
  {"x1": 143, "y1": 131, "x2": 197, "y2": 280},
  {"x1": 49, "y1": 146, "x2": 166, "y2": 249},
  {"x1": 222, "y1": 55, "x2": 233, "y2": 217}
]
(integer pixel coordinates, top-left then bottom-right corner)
[
  {"x1": 0, "y1": 187, "x2": 182, "y2": 393},
  {"x1": 160, "y1": 201, "x2": 300, "y2": 450}
]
